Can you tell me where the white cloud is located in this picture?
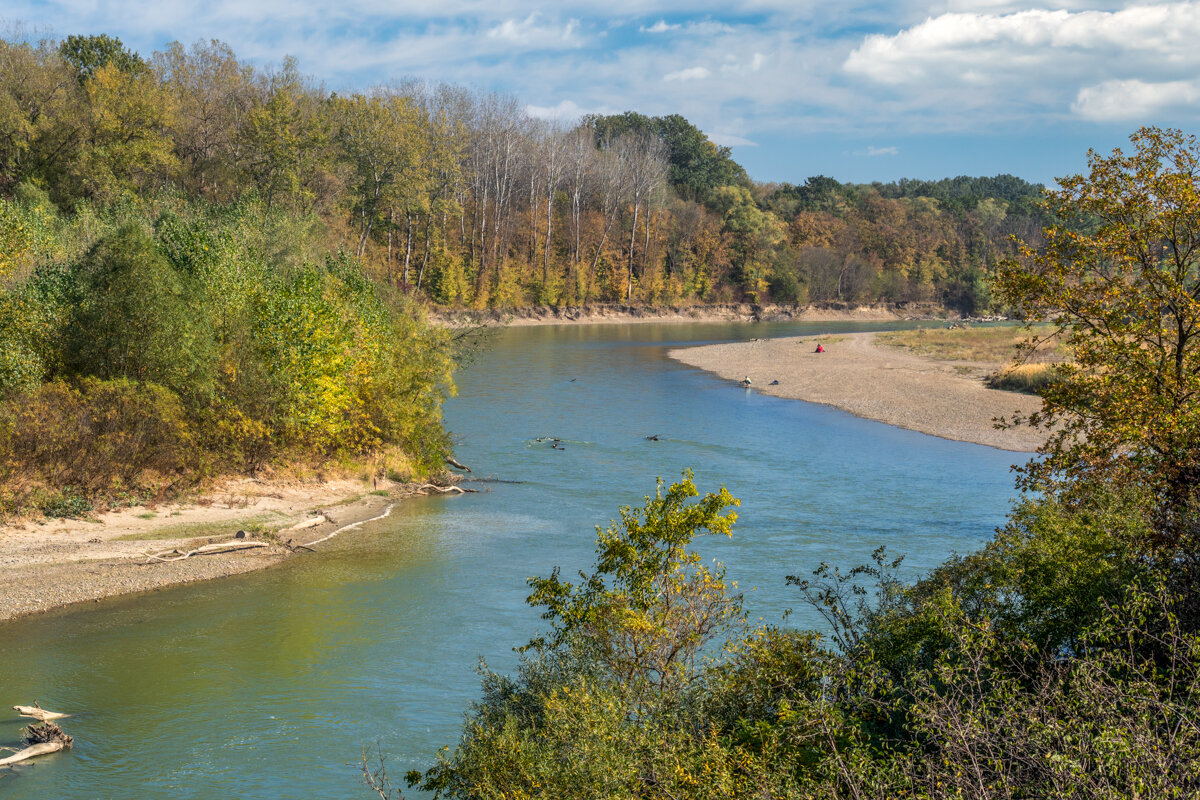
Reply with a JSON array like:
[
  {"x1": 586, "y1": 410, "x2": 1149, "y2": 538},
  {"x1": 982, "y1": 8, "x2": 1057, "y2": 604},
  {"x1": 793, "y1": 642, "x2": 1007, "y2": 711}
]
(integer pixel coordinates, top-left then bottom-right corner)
[
  {"x1": 1072, "y1": 79, "x2": 1200, "y2": 121},
  {"x1": 865, "y1": 145, "x2": 898, "y2": 156},
  {"x1": 842, "y1": 2, "x2": 1200, "y2": 125},
  {"x1": 663, "y1": 65, "x2": 710, "y2": 82},
  {"x1": 641, "y1": 20, "x2": 679, "y2": 33},
  {"x1": 526, "y1": 98, "x2": 615, "y2": 121},
  {"x1": 708, "y1": 132, "x2": 758, "y2": 147},
  {"x1": 845, "y1": 3, "x2": 1200, "y2": 86},
  {"x1": 486, "y1": 13, "x2": 581, "y2": 48}
]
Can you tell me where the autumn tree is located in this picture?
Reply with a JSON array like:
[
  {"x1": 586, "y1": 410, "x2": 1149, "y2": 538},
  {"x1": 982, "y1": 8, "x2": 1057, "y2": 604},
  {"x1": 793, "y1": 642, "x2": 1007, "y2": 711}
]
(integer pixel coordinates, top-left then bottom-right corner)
[
  {"x1": 72, "y1": 61, "x2": 179, "y2": 202},
  {"x1": 995, "y1": 127, "x2": 1200, "y2": 549},
  {"x1": 153, "y1": 39, "x2": 256, "y2": 200},
  {"x1": 0, "y1": 38, "x2": 81, "y2": 195}
]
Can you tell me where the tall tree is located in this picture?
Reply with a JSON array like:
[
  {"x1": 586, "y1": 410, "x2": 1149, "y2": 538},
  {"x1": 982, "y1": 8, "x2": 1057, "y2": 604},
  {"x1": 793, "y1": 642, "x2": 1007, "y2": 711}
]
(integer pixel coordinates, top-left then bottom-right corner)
[
  {"x1": 154, "y1": 39, "x2": 256, "y2": 200},
  {"x1": 995, "y1": 127, "x2": 1200, "y2": 549}
]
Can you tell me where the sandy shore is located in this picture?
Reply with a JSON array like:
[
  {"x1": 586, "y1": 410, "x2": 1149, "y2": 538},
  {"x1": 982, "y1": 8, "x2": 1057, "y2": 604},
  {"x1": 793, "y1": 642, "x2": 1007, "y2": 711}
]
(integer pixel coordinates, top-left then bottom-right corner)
[
  {"x1": 670, "y1": 332, "x2": 1046, "y2": 452},
  {"x1": 430, "y1": 302, "x2": 963, "y2": 328},
  {"x1": 0, "y1": 477, "x2": 415, "y2": 623}
]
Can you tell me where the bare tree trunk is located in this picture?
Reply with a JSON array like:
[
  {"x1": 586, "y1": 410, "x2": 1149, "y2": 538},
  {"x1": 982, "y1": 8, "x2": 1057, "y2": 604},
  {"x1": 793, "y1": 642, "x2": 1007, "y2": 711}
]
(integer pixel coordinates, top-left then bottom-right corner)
[
  {"x1": 626, "y1": 200, "x2": 640, "y2": 302},
  {"x1": 403, "y1": 212, "x2": 414, "y2": 287},
  {"x1": 418, "y1": 214, "x2": 433, "y2": 289},
  {"x1": 544, "y1": 189, "x2": 554, "y2": 286},
  {"x1": 642, "y1": 209, "x2": 653, "y2": 297},
  {"x1": 386, "y1": 208, "x2": 395, "y2": 283}
]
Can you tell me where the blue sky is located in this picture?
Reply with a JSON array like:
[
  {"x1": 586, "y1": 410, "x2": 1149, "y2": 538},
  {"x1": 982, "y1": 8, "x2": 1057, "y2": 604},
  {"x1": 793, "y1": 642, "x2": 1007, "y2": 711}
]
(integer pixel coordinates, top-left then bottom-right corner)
[{"x1": 6, "y1": 1, "x2": 1200, "y2": 185}]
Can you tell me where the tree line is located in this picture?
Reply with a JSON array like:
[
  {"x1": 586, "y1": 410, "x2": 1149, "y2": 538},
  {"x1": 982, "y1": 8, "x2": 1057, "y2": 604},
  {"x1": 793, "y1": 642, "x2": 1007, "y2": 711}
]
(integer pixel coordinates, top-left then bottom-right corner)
[{"x1": 2, "y1": 33, "x2": 1050, "y2": 313}]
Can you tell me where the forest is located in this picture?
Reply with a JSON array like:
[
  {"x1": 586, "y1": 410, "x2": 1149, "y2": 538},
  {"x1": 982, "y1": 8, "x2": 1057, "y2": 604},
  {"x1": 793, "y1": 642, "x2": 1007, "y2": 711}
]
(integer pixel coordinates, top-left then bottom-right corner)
[
  {"x1": 2, "y1": 33, "x2": 1048, "y2": 314},
  {"x1": 0, "y1": 31, "x2": 1056, "y2": 517}
]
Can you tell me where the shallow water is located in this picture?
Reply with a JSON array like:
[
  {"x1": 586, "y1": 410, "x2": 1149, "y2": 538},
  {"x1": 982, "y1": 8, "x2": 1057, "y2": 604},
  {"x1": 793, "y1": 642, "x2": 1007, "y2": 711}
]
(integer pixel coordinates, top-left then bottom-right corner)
[{"x1": 0, "y1": 321, "x2": 1025, "y2": 798}]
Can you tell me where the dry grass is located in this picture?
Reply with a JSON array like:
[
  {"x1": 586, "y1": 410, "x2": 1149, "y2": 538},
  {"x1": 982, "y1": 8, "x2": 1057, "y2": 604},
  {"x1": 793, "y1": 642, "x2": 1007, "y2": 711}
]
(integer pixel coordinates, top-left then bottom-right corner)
[
  {"x1": 877, "y1": 324, "x2": 1063, "y2": 364},
  {"x1": 986, "y1": 363, "x2": 1061, "y2": 395}
]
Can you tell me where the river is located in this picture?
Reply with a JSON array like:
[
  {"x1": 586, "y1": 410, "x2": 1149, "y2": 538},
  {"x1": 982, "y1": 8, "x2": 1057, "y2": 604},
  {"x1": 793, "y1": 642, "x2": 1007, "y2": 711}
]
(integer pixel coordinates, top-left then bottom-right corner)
[{"x1": 0, "y1": 321, "x2": 1024, "y2": 798}]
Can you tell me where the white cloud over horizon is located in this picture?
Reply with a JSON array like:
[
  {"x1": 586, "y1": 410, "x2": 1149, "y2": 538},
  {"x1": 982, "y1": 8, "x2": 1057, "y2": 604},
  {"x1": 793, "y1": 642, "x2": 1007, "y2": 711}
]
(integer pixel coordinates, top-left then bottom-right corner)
[{"x1": 844, "y1": 2, "x2": 1200, "y2": 125}]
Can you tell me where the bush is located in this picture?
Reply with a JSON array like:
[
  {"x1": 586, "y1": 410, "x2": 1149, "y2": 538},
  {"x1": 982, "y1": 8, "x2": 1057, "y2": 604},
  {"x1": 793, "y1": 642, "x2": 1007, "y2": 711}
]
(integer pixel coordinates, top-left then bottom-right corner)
[
  {"x1": 0, "y1": 377, "x2": 198, "y2": 514},
  {"x1": 67, "y1": 223, "x2": 217, "y2": 402}
]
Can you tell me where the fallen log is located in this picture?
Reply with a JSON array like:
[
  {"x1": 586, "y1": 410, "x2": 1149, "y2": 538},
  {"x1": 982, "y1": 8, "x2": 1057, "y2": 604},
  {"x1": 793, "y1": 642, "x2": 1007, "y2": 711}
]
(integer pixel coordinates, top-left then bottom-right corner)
[
  {"x1": 12, "y1": 705, "x2": 70, "y2": 722},
  {"x1": 142, "y1": 540, "x2": 269, "y2": 563},
  {"x1": 0, "y1": 741, "x2": 65, "y2": 767},
  {"x1": 445, "y1": 456, "x2": 472, "y2": 473},
  {"x1": 0, "y1": 721, "x2": 73, "y2": 768},
  {"x1": 283, "y1": 515, "x2": 328, "y2": 531},
  {"x1": 303, "y1": 503, "x2": 394, "y2": 547},
  {"x1": 416, "y1": 484, "x2": 468, "y2": 495}
]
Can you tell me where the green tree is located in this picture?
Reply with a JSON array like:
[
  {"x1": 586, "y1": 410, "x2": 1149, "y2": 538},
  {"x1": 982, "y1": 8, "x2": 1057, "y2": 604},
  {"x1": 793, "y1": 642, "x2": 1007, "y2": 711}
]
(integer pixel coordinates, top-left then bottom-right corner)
[
  {"x1": 68, "y1": 223, "x2": 215, "y2": 400},
  {"x1": 0, "y1": 38, "x2": 83, "y2": 195},
  {"x1": 994, "y1": 127, "x2": 1200, "y2": 548},
  {"x1": 525, "y1": 471, "x2": 742, "y2": 701},
  {"x1": 71, "y1": 62, "x2": 179, "y2": 202},
  {"x1": 242, "y1": 59, "x2": 332, "y2": 211},
  {"x1": 58, "y1": 33, "x2": 145, "y2": 83}
]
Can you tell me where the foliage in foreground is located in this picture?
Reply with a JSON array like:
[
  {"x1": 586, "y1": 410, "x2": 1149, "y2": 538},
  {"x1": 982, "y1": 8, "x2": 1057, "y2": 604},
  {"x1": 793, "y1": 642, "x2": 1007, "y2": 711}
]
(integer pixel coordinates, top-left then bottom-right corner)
[{"x1": 398, "y1": 478, "x2": 1198, "y2": 800}]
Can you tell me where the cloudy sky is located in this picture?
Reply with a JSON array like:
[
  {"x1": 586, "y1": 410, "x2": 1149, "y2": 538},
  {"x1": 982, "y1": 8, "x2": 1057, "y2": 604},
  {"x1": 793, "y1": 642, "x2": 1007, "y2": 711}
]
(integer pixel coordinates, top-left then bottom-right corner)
[{"x1": 5, "y1": 1, "x2": 1199, "y2": 184}]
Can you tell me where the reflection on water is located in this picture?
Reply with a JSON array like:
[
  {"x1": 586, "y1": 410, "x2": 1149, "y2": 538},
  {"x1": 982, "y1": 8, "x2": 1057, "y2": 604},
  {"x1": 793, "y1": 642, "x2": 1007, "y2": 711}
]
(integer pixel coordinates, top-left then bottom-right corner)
[{"x1": 0, "y1": 320, "x2": 1023, "y2": 798}]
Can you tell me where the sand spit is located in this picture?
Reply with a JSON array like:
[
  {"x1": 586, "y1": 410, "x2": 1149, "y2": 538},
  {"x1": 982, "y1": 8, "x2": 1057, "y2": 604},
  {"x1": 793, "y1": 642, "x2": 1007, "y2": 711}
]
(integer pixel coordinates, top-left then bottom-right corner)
[
  {"x1": 670, "y1": 332, "x2": 1046, "y2": 452},
  {"x1": 0, "y1": 477, "x2": 413, "y2": 623}
]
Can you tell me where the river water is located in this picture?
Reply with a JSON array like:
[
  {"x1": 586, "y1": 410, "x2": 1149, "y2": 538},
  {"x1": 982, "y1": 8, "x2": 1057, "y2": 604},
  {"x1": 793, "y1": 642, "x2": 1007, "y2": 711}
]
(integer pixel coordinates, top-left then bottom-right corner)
[{"x1": 0, "y1": 321, "x2": 1025, "y2": 798}]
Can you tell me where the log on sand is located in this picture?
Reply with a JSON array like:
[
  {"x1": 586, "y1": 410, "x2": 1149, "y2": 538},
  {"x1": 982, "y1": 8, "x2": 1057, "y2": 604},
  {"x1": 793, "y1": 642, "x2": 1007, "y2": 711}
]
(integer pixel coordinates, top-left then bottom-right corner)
[
  {"x1": 142, "y1": 540, "x2": 269, "y2": 563},
  {"x1": 283, "y1": 514, "x2": 328, "y2": 531},
  {"x1": 415, "y1": 484, "x2": 478, "y2": 495}
]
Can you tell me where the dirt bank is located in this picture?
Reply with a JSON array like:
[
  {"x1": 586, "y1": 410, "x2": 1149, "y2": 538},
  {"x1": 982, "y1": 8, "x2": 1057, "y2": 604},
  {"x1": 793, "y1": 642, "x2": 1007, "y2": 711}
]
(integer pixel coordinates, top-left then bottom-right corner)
[
  {"x1": 670, "y1": 332, "x2": 1046, "y2": 452},
  {"x1": 429, "y1": 302, "x2": 971, "y2": 328}
]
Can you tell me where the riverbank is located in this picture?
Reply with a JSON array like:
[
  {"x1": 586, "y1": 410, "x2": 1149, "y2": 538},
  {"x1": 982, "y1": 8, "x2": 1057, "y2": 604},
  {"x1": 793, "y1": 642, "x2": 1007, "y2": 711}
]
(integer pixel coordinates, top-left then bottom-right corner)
[
  {"x1": 0, "y1": 477, "x2": 417, "y2": 623},
  {"x1": 430, "y1": 301, "x2": 988, "y2": 328},
  {"x1": 670, "y1": 332, "x2": 1046, "y2": 452}
]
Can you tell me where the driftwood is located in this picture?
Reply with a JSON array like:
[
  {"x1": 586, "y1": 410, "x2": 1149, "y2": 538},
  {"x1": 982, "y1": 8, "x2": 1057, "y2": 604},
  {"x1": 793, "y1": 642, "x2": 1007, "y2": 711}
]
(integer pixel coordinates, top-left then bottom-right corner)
[
  {"x1": 415, "y1": 484, "x2": 480, "y2": 495},
  {"x1": 445, "y1": 456, "x2": 472, "y2": 472},
  {"x1": 13, "y1": 704, "x2": 69, "y2": 722},
  {"x1": 303, "y1": 503, "x2": 394, "y2": 547},
  {"x1": 0, "y1": 721, "x2": 73, "y2": 768},
  {"x1": 283, "y1": 514, "x2": 328, "y2": 531},
  {"x1": 142, "y1": 540, "x2": 269, "y2": 563},
  {"x1": 0, "y1": 741, "x2": 65, "y2": 767}
]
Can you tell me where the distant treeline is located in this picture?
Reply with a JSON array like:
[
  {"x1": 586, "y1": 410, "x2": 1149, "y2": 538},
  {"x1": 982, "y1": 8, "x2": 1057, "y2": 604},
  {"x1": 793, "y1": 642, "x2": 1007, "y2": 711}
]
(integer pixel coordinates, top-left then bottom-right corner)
[{"x1": 1, "y1": 33, "x2": 1050, "y2": 314}]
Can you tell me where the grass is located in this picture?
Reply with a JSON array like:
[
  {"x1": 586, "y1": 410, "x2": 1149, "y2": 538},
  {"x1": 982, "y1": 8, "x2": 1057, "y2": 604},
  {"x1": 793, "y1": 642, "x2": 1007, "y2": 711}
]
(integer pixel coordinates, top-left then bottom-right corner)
[
  {"x1": 115, "y1": 510, "x2": 294, "y2": 541},
  {"x1": 877, "y1": 324, "x2": 1064, "y2": 364},
  {"x1": 136, "y1": 512, "x2": 157, "y2": 519},
  {"x1": 986, "y1": 363, "x2": 1062, "y2": 395}
]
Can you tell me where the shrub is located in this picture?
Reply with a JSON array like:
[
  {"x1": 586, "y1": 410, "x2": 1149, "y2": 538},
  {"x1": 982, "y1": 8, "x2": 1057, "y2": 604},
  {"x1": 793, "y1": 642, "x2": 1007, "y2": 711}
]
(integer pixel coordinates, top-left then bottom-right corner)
[
  {"x1": 67, "y1": 223, "x2": 217, "y2": 402},
  {"x1": 0, "y1": 377, "x2": 198, "y2": 514}
]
